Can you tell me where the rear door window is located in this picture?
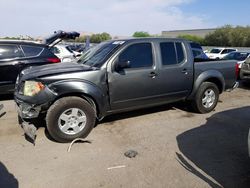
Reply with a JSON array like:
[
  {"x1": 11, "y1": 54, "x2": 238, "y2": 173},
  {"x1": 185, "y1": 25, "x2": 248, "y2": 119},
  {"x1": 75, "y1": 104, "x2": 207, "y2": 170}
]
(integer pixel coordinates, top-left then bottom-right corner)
[
  {"x1": 176, "y1": 42, "x2": 185, "y2": 63},
  {"x1": 21, "y1": 45, "x2": 43, "y2": 57},
  {"x1": 0, "y1": 45, "x2": 24, "y2": 59},
  {"x1": 119, "y1": 43, "x2": 153, "y2": 68},
  {"x1": 160, "y1": 42, "x2": 185, "y2": 65}
]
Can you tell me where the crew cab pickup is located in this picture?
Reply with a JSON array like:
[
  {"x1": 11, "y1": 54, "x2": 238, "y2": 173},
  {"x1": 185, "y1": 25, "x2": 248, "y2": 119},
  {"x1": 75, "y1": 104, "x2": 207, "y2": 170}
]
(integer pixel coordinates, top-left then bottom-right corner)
[{"x1": 15, "y1": 38, "x2": 239, "y2": 142}]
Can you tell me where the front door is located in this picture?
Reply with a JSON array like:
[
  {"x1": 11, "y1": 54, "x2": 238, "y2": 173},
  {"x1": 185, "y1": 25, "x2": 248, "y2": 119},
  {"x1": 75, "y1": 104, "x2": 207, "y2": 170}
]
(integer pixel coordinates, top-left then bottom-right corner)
[{"x1": 108, "y1": 42, "x2": 160, "y2": 110}]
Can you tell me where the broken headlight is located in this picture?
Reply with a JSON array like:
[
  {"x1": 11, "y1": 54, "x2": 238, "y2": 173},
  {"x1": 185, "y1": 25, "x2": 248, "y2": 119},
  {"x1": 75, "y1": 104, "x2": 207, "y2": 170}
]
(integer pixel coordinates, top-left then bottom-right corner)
[{"x1": 23, "y1": 81, "x2": 45, "y2": 96}]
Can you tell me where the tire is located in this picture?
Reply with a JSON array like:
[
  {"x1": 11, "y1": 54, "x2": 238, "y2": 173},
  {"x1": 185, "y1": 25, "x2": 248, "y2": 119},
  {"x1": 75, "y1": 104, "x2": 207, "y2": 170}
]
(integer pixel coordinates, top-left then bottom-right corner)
[
  {"x1": 46, "y1": 96, "x2": 96, "y2": 143},
  {"x1": 191, "y1": 82, "x2": 219, "y2": 114}
]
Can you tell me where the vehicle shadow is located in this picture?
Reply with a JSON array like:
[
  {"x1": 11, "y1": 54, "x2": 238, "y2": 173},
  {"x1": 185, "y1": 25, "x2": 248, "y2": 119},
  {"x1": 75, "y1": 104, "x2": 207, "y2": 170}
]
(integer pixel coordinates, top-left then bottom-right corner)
[
  {"x1": 176, "y1": 106, "x2": 250, "y2": 188},
  {"x1": 100, "y1": 103, "x2": 176, "y2": 124},
  {"x1": 0, "y1": 162, "x2": 18, "y2": 188},
  {"x1": 28, "y1": 102, "x2": 192, "y2": 142},
  {"x1": 0, "y1": 104, "x2": 6, "y2": 118},
  {"x1": 240, "y1": 81, "x2": 250, "y2": 90}
]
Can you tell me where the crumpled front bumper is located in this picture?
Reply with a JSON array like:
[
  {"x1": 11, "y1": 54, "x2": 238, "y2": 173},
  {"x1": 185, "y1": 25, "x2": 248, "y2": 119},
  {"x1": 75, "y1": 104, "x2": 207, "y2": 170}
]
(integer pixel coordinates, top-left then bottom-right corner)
[
  {"x1": 16, "y1": 99, "x2": 42, "y2": 119},
  {"x1": 15, "y1": 87, "x2": 57, "y2": 119}
]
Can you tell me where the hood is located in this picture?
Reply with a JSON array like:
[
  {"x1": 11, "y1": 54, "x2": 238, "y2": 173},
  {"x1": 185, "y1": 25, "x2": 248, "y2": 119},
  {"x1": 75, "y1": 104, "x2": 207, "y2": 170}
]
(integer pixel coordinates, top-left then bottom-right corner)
[{"x1": 20, "y1": 62, "x2": 94, "y2": 81}]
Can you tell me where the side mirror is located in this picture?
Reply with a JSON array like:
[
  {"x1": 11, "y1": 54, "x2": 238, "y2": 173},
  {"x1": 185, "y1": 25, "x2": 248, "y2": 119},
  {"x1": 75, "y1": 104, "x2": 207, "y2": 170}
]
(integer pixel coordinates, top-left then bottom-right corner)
[{"x1": 115, "y1": 60, "x2": 131, "y2": 71}]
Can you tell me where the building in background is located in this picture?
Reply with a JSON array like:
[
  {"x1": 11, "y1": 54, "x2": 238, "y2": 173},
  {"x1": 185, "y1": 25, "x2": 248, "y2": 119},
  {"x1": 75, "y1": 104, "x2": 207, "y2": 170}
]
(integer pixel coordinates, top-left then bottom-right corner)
[{"x1": 162, "y1": 28, "x2": 216, "y2": 38}]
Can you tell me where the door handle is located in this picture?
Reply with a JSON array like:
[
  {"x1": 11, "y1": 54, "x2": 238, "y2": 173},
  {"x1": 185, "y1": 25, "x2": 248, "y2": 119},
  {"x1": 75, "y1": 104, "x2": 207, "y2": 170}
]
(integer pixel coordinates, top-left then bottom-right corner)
[
  {"x1": 149, "y1": 72, "x2": 157, "y2": 78},
  {"x1": 182, "y1": 69, "x2": 188, "y2": 75}
]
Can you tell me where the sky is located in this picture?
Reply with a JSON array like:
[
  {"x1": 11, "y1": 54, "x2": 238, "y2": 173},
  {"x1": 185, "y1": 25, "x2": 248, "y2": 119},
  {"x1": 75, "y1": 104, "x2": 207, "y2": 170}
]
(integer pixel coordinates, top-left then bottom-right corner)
[{"x1": 0, "y1": 0, "x2": 249, "y2": 37}]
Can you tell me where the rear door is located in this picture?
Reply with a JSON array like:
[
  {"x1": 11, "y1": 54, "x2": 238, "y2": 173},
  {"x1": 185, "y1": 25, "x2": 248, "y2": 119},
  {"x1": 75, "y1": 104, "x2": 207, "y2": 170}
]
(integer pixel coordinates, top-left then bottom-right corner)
[
  {"x1": 155, "y1": 41, "x2": 193, "y2": 101},
  {"x1": 0, "y1": 44, "x2": 24, "y2": 93},
  {"x1": 108, "y1": 42, "x2": 160, "y2": 110}
]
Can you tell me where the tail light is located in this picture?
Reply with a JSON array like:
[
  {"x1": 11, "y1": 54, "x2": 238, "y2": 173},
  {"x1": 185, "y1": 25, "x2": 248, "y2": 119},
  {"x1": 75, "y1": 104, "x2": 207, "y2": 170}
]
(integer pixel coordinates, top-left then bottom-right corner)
[
  {"x1": 47, "y1": 57, "x2": 61, "y2": 63},
  {"x1": 235, "y1": 63, "x2": 240, "y2": 79}
]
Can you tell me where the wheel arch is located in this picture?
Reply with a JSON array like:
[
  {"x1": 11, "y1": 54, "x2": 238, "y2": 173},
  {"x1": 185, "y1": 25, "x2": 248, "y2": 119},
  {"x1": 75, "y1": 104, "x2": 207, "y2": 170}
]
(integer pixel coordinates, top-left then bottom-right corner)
[
  {"x1": 188, "y1": 70, "x2": 225, "y2": 100},
  {"x1": 48, "y1": 80, "x2": 109, "y2": 119}
]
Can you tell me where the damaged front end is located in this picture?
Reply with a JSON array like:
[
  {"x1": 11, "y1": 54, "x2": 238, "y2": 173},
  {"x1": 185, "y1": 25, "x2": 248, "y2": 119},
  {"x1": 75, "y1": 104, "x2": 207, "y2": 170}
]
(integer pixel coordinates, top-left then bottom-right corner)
[
  {"x1": 16, "y1": 99, "x2": 48, "y2": 144},
  {"x1": 15, "y1": 79, "x2": 57, "y2": 144},
  {"x1": 16, "y1": 100, "x2": 42, "y2": 119}
]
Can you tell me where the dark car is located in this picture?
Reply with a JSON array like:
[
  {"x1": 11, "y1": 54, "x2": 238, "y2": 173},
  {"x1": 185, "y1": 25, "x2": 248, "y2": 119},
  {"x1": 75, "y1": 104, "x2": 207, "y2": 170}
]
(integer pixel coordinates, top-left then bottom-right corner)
[
  {"x1": 15, "y1": 38, "x2": 239, "y2": 142},
  {"x1": 223, "y1": 51, "x2": 250, "y2": 67},
  {"x1": 0, "y1": 40, "x2": 61, "y2": 94},
  {"x1": 0, "y1": 31, "x2": 80, "y2": 94}
]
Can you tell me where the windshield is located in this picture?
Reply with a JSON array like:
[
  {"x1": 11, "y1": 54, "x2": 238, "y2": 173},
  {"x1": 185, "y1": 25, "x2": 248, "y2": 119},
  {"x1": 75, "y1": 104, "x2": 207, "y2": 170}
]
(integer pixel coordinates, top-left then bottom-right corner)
[
  {"x1": 78, "y1": 41, "x2": 123, "y2": 67},
  {"x1": 223, "y1": 52, "x2": 250, "y2": 61},
  {"x1": 210, "y1": 48, "x2": 222, "y2": 54}
]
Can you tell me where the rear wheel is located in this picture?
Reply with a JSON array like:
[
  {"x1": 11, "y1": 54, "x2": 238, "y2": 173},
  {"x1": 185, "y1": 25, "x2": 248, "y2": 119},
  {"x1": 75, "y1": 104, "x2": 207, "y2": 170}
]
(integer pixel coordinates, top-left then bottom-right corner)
[
  {"x1": 191, "y1": 82, "x2": 219, "y2": 114},
  {"x1": 46, "y1": 97, "x2": 96, "y2": 143}
]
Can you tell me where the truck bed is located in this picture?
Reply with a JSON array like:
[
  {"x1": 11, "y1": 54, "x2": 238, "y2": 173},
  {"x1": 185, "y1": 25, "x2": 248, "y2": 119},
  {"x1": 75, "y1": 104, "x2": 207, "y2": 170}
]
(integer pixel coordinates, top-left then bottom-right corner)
[{"x1": 194, "y1": 60, "x2": 237, "y2": 90}]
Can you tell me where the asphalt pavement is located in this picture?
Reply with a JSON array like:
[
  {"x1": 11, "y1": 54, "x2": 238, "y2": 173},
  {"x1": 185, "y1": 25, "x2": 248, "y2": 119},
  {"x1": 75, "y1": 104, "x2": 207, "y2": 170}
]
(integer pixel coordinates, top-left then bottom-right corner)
[{"x1": 0, "y1": 84, "x2": 250, "y2": 188}]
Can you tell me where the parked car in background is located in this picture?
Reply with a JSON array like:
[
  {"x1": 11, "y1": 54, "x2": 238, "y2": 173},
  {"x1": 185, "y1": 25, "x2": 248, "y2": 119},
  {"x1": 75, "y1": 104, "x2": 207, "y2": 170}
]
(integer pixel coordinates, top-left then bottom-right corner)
[
  {"x1": 51, "y1": 44, "x2": 77, "y2": 63},
  {"x1": 206, "y1": 48, "x2": 237, "y2": 59},
  {"x1": 0, "y1": 40, "x2": 61, "y2": 94},
  {"x1": 240, "y1": 57, "x2": 250, "y2": 81},
  {"x1": 15, "y1": 38, "x2": 239, "y2": 142},
  {"x1": 223, "y1": 51, "x2": 250, "y2": 68},
  {"x1": 0, "y1": 30, "x2": 80, "y2": 94},
  {"x1": 189, "y1": 42, "x2": 209, "y2": 60},
  {"x1": 66, "y1": 44, "x2": 85, "y2": 54}
]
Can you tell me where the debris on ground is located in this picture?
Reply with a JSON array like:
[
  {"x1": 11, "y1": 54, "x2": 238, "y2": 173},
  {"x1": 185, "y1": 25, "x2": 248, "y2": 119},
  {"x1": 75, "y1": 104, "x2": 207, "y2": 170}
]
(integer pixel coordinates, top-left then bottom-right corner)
[
  {"x1": 0, "y1": 104, "x2": 3, "y2": 111},
  {"x1": 124, "y1": 150, "x2": 138, "y2": 158},
  {"x1": 107, "y1": 165, "x2": 126, "y2": 170},
  {"x1": 0, "y1": 104, "x2": 5, "y2": 118},
  {"x1": 67, "y1": 138, "x2": 92, "y2": 152},
  {"x1": 21, "y1": 122, "x2": 37, "y2": 145}
]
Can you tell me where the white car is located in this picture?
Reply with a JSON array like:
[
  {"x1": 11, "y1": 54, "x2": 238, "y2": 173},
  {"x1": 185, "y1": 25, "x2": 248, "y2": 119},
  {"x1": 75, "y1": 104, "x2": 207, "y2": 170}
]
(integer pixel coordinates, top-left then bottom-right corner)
[
  {"x1": 51, "y1": 45, "x2": 77, "y2": 63},
  {"x1": 206, "y1": 48, "x2": 237, "y2": 59}
]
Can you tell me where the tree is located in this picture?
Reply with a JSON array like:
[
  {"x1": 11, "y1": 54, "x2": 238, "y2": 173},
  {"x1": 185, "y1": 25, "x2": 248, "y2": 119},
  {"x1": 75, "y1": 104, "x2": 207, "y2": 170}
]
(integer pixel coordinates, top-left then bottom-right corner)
[
  {"x1": 204, "y1": 25, "x2": 232, "y2": 46},
  {"x1": 203, "y1": 25, "x2": 250, "y2": 47},
  {"x1": 75, "y1": 36, "x2": 87, "y2": 43},
  {"x1": 133, "y1": 31, "x2": 151, "y2": 38},
  {"x1": 73, "y1": 32, "x2": 112, "y2": 43},
  {"x1": 178, "y1": 34, "x2": 205, "y2": 45},
  {"x1": 90, "y1": 32, "x2": 112, "y2": 43}
]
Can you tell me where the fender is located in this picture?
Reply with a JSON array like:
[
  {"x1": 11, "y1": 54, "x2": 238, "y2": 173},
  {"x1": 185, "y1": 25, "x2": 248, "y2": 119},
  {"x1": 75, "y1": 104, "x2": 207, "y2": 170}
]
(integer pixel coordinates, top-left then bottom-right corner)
[
  {"x1": 49, "y1": 79, "x2": 109, "y2": 118},
  {"x1": 187, "y1": 70, "x2": 225, "y2": 100}
]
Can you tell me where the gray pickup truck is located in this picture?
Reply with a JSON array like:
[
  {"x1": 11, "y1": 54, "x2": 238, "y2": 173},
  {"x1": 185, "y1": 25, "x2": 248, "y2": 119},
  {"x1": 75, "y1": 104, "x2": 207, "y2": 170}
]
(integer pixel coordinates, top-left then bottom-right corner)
[{"x1": 15, "y1": 38, "x2": 239, "y2": 142}]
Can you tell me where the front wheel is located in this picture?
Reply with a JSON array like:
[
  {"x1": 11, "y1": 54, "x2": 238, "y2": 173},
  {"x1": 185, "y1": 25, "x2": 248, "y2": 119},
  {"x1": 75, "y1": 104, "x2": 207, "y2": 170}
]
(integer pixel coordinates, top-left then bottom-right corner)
[
  {"x1": 46, "y1": 97, "x2": 96, "y2": 143},
  {"x1": 191, "y1": 82, "x2": 219, "y2": 114}
]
